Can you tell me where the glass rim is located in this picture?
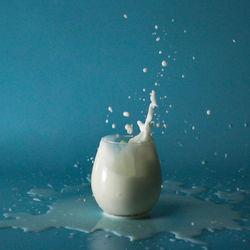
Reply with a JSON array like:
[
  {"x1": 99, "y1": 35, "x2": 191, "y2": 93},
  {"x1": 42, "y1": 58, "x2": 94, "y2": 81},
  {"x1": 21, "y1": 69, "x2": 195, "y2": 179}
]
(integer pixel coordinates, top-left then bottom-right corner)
[{"x1": 101, "y1": 134, "x2": 153, "y2": 145}]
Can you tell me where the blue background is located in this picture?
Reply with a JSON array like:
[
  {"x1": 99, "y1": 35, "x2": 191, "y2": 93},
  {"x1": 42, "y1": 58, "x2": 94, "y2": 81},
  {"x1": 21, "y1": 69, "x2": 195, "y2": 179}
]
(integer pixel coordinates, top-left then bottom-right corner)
[
  {"x1": 0, "y1": 0, "x2": 249, "y2": 249},
  {"x1": 0, "y1": 0, "x2": 249, "y2": 173}
]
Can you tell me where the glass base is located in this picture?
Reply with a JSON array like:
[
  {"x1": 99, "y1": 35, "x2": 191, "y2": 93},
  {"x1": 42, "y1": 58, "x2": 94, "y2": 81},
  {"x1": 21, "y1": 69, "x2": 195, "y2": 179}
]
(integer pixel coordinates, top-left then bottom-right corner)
[{"x1": 103, "y1": 211, "x2": 150, "y2": 219}]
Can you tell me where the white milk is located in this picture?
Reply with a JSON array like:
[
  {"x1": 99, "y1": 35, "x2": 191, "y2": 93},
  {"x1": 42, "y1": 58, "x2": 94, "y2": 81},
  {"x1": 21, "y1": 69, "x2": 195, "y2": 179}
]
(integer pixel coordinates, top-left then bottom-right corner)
[
  {"x1": 125, "y1": 124, "x2": 133, "y2": 134},
  {"x1": 91, "y1": 90, "x2": 162, "y2": 217},
  {"x1": 0, "y1": 183, "x2": 243, "y2": 244}
]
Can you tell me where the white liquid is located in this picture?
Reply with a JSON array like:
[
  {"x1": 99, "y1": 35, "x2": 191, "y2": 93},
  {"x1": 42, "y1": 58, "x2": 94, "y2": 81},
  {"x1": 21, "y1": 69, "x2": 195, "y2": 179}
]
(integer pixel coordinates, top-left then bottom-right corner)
[
  {"x1": 161, "y1": 60, "x2": 168, "y2": 67},
  {"x1": 91, "y1": 90, "x2": 162, "y2": 216},
  {"x1": 125, "y1": 124, "x2": 133, "y2": 134},
  {"x1": 108, "y1": 106, "x2": 113, "y2": 113},
  {"x1": 0, "y1": 182, "x2": 245, "y2": 245},
  {"x1": 123, "y1": 111, "x2": 131, "y2": 117},
  {"x1": 129, "y1": 90, "x2": 158, "y2": 143}
]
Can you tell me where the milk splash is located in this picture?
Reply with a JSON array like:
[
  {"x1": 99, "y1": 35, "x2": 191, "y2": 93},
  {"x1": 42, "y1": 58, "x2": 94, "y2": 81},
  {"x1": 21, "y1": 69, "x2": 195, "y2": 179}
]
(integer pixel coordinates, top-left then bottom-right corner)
[
  {"x1": 129, "y1": 90, "x2": 158, "y2": 143},
  {"x1": 91, "y1": 90, "x2": 162, "y2": 217},
  {"x1": 0, "y1": 90, "x2": 247, "y2": 245}
]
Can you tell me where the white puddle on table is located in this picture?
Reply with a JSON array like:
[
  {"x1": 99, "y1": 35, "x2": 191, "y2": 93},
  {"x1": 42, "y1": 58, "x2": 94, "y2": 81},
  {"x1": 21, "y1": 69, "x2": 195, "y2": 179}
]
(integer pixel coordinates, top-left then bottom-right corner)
[{"x1": 0, "y1": 181, "x2": 246, "y2": 245}]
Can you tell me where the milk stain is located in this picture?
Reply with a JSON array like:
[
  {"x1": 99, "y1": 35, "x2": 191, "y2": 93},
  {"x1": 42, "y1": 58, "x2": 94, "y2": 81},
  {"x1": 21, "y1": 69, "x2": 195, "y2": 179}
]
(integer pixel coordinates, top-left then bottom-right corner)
[{"x1": 0, "y1": 181, "x2": 246, "y2": 245}]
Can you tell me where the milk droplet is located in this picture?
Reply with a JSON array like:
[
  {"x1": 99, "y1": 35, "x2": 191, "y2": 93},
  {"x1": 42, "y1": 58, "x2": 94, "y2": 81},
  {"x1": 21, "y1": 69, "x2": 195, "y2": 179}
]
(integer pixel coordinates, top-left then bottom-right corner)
[
  {"x1": 181, "y1": 74, "x2": 185, "y2": 78},
  {"x1": 156, "y1": 37, "x2": 160, "y2": 42},
  {"x1": 33, "y1": 198, "x2": 41, "y2": 202},
  {"x1": 228, "y1": 124, "x2": 233, "y2": 129},
  {"x1": 105, "y1": 119, "x2": 109, "y2": 124},
  {"x1": 232, "y1": 39, "x2": 236, "y2": 43},
  {"x1": 125, "y1": 124, "x2": 134, "y2": 134},
  {"x1": 158, "y1": 50, "x2": 162, "y2": 54},
  {"x1": 128, "y1": 96, "x2": 131, "y2": 99},
  {"x1": 108, "y1": 106, "x2": 113, "y2": 113},
  {"x1": 156, "y1": 123, "x2": 161, "y2": 128},
  {"x1": 206, "y1": 110, "x2": 211, "y2": 115},
  {"x1": 111, "y1": 124, "x2": 116, "y2": 129},
  {"x1": 224, "y1": 153, "x2": 228, "y2": 159},
  {"x1": 171, "y1": 18, "x2": 175, "y2": 22},
  {"x1": 154, "y1": 82, "x2": 158, "y2": 86},
  {"x1": 201, "y1": 160, "x2": 207, "y2": 165},
  {"x1": 192, "y1": 125, "x2": 195, "y2": 130},
  {"x1": 123, "y1": 14, "x2": 128, "y2": 19},
  {"x1": 161, "y1": 60, "x2": 168, "y2": 67},
  {"x1": 244, "y1": 122, "x2": 248, "y2": 127},
  {"x1": 123, "y1": 111, "x2": 131, "y2": 117},
  {"x1": 142, "y1": 88, "x2": 146, "y2": 92},
  {"x1": 143, "y1": 68, "x2": 148, "y2": 73},
  {"x1": 163, "y1": 124, "x2": 167, "y2": 129},
  {"x1": 154, "y1": 25, "x2": 158, "y2": 30}
]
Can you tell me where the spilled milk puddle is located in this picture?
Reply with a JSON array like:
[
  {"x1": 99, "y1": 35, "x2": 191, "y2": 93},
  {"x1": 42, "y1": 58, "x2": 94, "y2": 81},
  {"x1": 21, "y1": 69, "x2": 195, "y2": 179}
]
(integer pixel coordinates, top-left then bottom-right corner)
[{"x1": 0, "y1": 181, "x2": 247, "y2": 245}]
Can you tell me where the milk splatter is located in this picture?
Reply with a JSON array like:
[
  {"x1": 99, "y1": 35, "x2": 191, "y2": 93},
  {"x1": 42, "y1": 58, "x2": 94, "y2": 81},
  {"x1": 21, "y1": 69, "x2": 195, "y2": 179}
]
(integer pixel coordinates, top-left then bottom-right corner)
[
  {"x1": 161, "y1": 60, "x2": 168, "y2": 67},
  {"x1": 125, "y1": 124, "x2": 134, "y2": 134},
  {"x1": 129, "y1": 90, "x2": 158, "y2": 143},
  {"x1": 0, "y1": 182, "x2": 245, "y2": 245},
  {"x1": 123, "y1": 112, "x2": 131, "y2": 117}
]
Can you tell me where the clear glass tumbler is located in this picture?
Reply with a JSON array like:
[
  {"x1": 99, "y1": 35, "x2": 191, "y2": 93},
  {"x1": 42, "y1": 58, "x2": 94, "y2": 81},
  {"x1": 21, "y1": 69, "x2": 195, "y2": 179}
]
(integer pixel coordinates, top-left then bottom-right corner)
[{"x1": 91, "y1": 134, "x2": 162, "y2": 217}]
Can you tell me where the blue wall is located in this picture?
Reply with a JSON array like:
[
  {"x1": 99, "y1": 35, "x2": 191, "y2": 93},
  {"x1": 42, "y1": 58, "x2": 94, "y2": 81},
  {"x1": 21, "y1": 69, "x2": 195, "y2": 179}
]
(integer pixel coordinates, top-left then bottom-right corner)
[{"x1": 0, "y1": 0, "x2": 249, "y2": 175}]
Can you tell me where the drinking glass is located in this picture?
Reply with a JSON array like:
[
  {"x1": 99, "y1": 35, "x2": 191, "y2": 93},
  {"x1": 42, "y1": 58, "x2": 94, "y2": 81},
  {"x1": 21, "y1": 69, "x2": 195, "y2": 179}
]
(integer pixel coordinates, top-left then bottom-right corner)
[{"x1": 91, "y1": 134, "x2": 162, "y2": 217}]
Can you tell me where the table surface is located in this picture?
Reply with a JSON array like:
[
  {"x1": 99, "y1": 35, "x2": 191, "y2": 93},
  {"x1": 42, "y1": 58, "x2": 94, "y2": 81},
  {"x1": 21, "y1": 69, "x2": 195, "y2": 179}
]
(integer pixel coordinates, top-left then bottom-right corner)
[{"x1": 0, "y1": 160, "x2": 249, "y2": 250}]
